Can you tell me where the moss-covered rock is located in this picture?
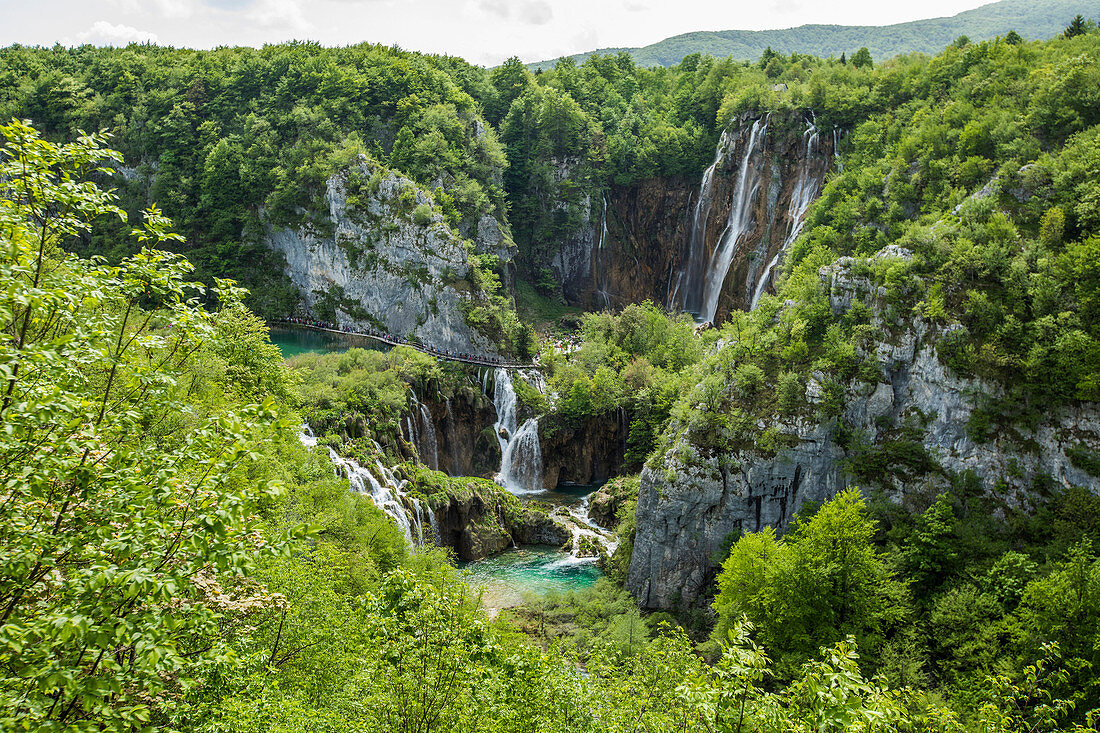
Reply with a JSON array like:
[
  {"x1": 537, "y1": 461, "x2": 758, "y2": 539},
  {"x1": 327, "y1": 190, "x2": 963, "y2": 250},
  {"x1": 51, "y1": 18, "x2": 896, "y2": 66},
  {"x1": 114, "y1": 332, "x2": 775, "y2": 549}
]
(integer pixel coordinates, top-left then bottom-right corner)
[
  {"x1": 589, "y1": 475, "x2": 640, "y2": 529},
  {"x1": 407, "y1": 467, "x2": 568, "y2": 560}
]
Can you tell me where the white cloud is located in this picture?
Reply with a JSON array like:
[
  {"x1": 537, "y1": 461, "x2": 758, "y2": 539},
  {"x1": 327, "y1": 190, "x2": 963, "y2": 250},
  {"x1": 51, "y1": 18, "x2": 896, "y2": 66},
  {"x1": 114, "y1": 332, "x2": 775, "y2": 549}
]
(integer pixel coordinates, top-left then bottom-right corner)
[
  {"x1": 68, "y1": 20, "x2": 160, "y2": 46},
  {"x1": 478, "y1": 0, "x2": 510, "y2": 19},
  {"x1": 106, "y1": 0, "x2": 197, "y2": 18},
  {"x1": 517, "y1": 0, "x2": 552, "y2": 25},
  {"x1": 623, "y1": 1, "x2": 648, "y2": 11},
  {"x1": 477, "y1": 0, "x2": 551, "y2": 25},
  {"x1": 247, "y1": 0, "x2": 311, "y2": 31}
]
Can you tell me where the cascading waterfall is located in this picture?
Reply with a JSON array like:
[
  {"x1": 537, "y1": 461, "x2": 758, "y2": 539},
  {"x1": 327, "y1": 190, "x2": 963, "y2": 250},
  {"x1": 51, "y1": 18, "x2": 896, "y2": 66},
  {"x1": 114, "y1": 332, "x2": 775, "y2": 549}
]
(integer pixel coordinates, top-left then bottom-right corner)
[
  {"x1": 544, "y1": 496, "x2": 619, "y2": 567},
  {"x1": 750, "y1": 120, "x2": 823, "y2": 310},
  {"x1": 327, "y1": 447, "x2": 417, "y2": 544},
  {"x1": 698, "y1": 118, "x2": 768, "y2": 324},
  {"x1": 418, "y1": 402, "x2": 438, "y2": 471},
  {"x1": 668, "y1": 129, "x2": 736, "y2": 312},
  {"x1": 594, "y1": 195, "x2": 613, "y2": 310},
  {"x1": 404, "y1": 393, "x2": 440, "y2": 471},
  {"x1": 488, "y1": 367, "x2": 543, "y2": 494},
  {"x1": 444, "y1": 397, "x2": 458, "y2": 475}
]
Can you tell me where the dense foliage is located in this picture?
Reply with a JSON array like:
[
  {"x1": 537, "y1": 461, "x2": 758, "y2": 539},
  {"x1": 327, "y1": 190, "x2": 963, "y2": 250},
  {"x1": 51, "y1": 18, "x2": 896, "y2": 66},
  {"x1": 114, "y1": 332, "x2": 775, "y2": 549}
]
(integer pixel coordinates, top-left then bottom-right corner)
[
  {"x1": 4, "y1": 13, "x2": 1100, "y2": 733},
  {"x1": 0, "y1": 42, "x2": 507, "y2": 316}
]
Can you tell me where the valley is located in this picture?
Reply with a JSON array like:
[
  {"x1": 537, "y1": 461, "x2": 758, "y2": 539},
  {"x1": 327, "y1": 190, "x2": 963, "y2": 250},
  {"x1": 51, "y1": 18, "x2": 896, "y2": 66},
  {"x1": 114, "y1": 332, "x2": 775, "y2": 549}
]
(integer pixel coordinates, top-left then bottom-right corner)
[{"x1": 1, "y1": 9, "x2": 1100, "y2": 732}]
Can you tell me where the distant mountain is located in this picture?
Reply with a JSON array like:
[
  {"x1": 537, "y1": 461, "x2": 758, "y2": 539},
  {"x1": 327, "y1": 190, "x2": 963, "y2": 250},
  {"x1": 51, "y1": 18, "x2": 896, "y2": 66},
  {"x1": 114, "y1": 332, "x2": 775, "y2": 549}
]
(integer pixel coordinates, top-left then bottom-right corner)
[{"x1": 530, "y1": 0, "x2": 1100, "y2": 69}]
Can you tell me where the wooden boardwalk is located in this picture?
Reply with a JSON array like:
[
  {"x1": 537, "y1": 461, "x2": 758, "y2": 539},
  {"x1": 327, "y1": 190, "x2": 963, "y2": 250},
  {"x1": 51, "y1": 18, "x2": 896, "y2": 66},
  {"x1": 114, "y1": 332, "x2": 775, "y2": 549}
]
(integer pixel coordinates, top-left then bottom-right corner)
[{"x1": 272, "y1": 321, "x2": 539, "y2": 369}]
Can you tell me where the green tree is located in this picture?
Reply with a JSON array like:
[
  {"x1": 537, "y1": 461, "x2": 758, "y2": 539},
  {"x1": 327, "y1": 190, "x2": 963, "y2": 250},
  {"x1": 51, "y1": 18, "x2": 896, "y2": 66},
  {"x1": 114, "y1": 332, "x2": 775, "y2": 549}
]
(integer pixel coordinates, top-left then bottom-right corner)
[
  {"x1": 713, "y1": 489, "x2": 902, "y2": 673},
  {"x1": 851, "y1": 47, "x2": 873, "y2": 69},
  {"x1": 0, "y1": 120, "x2": 288, "y2": 731},
  {"x1": 1064, "y1": 14, "x2": 1088, "y2": 39}
]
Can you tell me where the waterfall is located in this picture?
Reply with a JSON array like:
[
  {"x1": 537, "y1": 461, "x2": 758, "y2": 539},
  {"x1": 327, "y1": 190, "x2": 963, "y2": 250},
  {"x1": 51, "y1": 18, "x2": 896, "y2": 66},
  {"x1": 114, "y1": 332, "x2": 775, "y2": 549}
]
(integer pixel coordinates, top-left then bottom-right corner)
[
  {"x1": 594, "y1": 195, "x2": 613, "y2": 310},
  {"x1": 488, "y1": 367, "x2": 543, "y2": 494},
  {"x1": 545, "y1": 494, "x2": 619, "y2": 567},
  {"x1": 325, "y1": 445, "x2": 438, "y2": 547},
  {"x1": 750, "y1": 121, "x2": 823, "y2": 310},
  {"x1": 444, "y1": 397, "x2": 458, "y2": 475},
  {"x1": 405, "y1": 393, "x2": 440, "y2": 471},
  {"x1": 699, "y1": 118, "x2": 768, "y2": 324},
  {"x1": 418, "y1": 403, "x2": 439, "y2": 471},
  {"x1": 299, "y1": 424, "x2": 318, "y2": 448},
  {"x1": 668, "y1": 129, "x2": 736, "y2": 313},
  {"x1": 412, "y1": 498, "x2": 426, "y2": 546},
  {"x1": 428, "y1": 504, "x2": 441, "y2": 544}
]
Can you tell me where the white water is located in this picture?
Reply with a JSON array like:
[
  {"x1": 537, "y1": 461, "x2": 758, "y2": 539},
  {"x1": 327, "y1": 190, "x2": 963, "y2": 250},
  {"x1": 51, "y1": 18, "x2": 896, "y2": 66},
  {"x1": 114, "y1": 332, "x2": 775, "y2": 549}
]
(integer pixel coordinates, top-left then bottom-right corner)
[
  {"x1": 594, "y1": 196, "x2": 613, "y2": 310},
  {"x1": 699, "y1": 118, "x2": 768, "y2": 324},
  {"x1": 488, "y1": 367, "x2": 544, "y2": 495},
  {"x1": 418, "y1": 403, "x2": 438, "y2": 471},
  {"x1": 750, "y1": 121, "x2": 823, "y2": 310},
  {"x1": 327, "y1": 448, "x2": 417, "y2": 544},
  {"x1": 404, "y1": 394, "x2": 440, "y2": 471},
  {"x1": 299, "y1": 424, "x2": 318, "y2": 448},
  {"x1": 668, "y1": 129, "x2": 736, "y2": 313}
]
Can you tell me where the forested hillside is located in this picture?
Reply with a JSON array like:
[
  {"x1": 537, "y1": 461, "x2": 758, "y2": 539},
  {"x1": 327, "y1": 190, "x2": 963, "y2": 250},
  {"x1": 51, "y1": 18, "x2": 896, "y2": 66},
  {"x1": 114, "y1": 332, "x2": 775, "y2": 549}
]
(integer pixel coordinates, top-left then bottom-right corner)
[
  {"x1": 531, "y1": 0, "x2": 1100, "y2": 69},
  {"x1": 1, "y1": 12, "x2": 1100, "y2": 733}
]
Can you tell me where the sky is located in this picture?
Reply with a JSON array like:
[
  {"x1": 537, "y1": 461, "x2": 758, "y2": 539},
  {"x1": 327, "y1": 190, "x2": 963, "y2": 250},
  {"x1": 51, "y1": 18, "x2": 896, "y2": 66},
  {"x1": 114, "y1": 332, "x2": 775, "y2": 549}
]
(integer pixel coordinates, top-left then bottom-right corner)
[{"x1": 0, "y1": 0, "x2": 996, "y2": 67}]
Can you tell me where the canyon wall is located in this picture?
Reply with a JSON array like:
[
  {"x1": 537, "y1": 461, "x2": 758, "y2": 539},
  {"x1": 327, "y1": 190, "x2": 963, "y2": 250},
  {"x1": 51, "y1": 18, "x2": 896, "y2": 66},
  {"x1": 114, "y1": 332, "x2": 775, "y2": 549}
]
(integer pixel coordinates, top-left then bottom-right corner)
[{"x1": 626, "y1": 246, "x2": 1100, "y2": 611}]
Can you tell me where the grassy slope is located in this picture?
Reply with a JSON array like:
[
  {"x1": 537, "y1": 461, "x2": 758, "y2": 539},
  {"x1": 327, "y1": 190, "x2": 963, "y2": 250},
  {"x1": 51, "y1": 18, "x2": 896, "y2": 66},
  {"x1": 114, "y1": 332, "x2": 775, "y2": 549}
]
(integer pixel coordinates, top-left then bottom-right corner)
[{"x1": 531, "y1": 0, "x2": 1100, "y2": 69}]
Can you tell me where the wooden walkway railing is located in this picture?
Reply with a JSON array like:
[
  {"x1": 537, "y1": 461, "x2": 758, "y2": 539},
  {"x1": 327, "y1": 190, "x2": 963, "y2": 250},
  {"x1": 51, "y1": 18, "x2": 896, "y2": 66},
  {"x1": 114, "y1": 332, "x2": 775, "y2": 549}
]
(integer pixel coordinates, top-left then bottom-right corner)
[{"x1": 271, "y1": 321, "x2": 539, "y2": 369}]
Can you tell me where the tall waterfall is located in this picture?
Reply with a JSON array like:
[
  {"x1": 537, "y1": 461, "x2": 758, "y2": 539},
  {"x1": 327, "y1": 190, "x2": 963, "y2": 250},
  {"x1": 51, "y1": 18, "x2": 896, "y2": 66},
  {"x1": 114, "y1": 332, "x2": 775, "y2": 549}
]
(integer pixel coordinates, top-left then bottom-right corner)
[
  {"x1": 750, "y1": 121, "x2": 823, "y2": 310},
  {"x1": 418, "y1": 403, "x2": 438, "y2": 471},
  {"x1": 668, "y1": 129, "x2": 736, "y2": 313},
  {"x1": 404, "y1": 393, "x2": 439, "y2": 471},
  {"x1": 594, "y1": 196, "x2": 613, "y2": 310},
  {"x1": 699, "y1": 118, "x2": 768, "y2": 324},
  {"x1": 488, "y1": 367, "x2": 543, "y2": 494}
]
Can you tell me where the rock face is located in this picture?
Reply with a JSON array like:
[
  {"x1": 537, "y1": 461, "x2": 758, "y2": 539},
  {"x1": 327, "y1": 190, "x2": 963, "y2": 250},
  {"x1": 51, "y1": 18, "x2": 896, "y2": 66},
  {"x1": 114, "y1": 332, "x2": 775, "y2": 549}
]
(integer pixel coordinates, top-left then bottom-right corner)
[
  {"x1": 550, "y1": 113, "x2": 832, "y2": 319},
  {"x1": 265, "y1": 157, "x2": 511, "y2": 354},
  {"x1": 418, "y1": 391, "x2": 500, "y2": 479},
  {"x1": 627, "y1": 245, "x2": 1100, "y2": 611},
  {"x1": 540, "y1": 412, "x2": 630, "y2": 489}
]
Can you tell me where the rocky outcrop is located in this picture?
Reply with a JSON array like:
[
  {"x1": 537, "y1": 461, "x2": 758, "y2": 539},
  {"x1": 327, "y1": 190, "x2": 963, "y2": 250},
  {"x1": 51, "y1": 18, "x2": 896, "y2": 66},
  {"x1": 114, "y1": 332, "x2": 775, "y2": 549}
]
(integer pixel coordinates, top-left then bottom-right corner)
[
  {"x1": 588, "y1": 475, "x2": 640, "y2": 529},
  {"x1": 418, "y1": 476, "x2": 569, "y2": 561},
  {"x1": 265, "y1": 157, "x2": 513, "y2": 354},
  {"x1": 540, "y1": 412, "x2": 629, "y2": 489},
  {"x1": 627, "y1": 245, "x2": 1100, "y2": 611}
]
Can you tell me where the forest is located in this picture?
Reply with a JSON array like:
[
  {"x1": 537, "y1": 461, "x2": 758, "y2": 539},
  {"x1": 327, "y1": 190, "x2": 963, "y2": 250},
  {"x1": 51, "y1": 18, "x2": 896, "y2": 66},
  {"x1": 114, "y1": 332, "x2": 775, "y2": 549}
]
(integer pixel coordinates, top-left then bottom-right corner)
[{"x1": 1, "y1": 12, "x2": 1100, "y2": 733}]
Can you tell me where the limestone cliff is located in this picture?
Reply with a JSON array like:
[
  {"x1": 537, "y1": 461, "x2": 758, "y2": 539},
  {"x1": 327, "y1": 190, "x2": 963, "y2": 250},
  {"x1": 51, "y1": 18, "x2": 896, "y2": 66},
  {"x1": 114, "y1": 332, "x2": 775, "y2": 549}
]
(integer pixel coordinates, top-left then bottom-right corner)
[
  {"x1": 551, "y1": 112, "x2": 833, "y2": 321},
  {"x1": 627, "y1": 245, "x2": 1100, "y2": 610},
  {"x1": 265, "y1": 157, "x2": 514, "y2": 354}
]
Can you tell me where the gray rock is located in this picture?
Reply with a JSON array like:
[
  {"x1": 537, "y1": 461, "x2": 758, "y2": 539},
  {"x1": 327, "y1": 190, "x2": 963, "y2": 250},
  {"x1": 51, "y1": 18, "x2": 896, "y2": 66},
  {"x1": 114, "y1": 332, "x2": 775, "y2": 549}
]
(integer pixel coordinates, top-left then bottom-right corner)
[
  {"x1": 627, "y1": 246, "x2": 1100, "y2": 610},
  {"x1": 265, "y1": 161, "x2": 504, "y2": 354}
]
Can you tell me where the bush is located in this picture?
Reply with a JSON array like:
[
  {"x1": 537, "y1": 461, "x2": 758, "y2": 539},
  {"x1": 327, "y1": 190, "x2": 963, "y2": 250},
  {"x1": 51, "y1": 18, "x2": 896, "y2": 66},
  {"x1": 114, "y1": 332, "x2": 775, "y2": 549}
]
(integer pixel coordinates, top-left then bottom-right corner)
[{"x1": 413, "y1": 202, "x2": 433, "y2": 226}]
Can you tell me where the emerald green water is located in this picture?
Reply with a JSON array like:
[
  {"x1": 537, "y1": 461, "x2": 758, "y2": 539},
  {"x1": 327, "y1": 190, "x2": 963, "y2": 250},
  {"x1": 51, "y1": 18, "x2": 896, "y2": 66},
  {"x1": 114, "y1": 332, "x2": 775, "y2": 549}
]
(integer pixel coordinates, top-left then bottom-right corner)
[
  {"x1": 269, "y1": 326, "x2": 388, "y2": 359},
  {"x1": 462, "y1": 546, "x2": 601, "y2": 611}
]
